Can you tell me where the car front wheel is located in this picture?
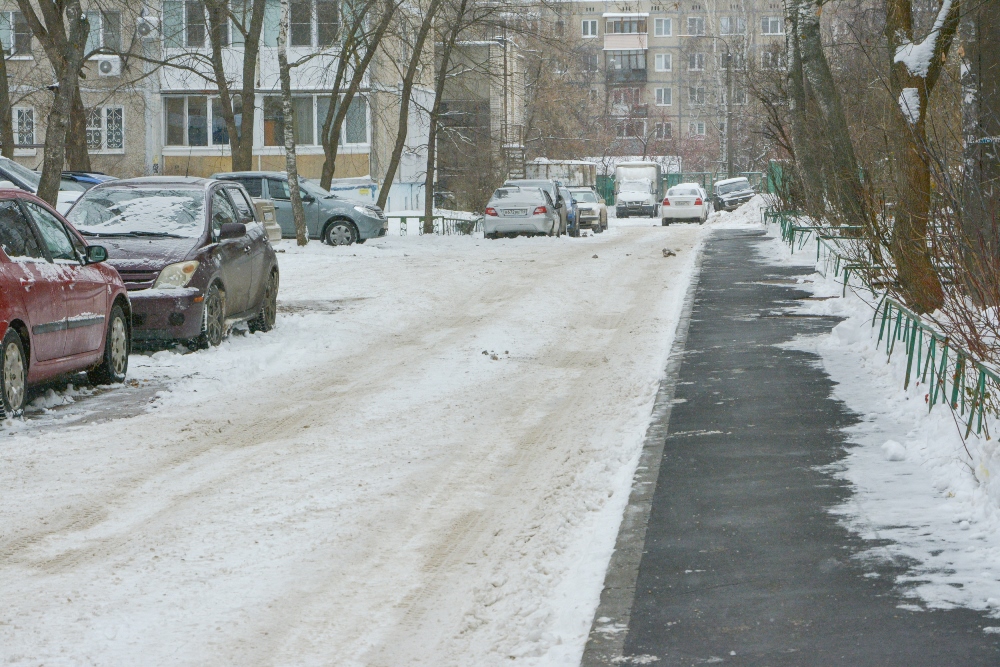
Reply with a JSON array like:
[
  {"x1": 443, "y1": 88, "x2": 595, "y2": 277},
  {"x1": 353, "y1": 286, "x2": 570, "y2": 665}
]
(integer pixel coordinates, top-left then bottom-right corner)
[
  {"x1": 0, "y1": 328, "x2": 26, "y2": 417},
  {"x1": 325, "y1": 220, "x2": 357, "y2": 246},
  {"x1": 198, "y1": 283, "x2": 226, "y2": 348},
  {"x1": 89, "y1": 304, "x2": 129, "y2": 384}
]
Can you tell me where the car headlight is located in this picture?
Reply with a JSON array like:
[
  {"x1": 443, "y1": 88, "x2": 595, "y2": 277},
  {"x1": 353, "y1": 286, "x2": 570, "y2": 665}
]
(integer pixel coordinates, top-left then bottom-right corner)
[
  {"x1": 353, "y1": 205, "x2": 378, "y2": 217},
  {"x1": 153, "y1": 261, "x2": 199, "y2": 289}
]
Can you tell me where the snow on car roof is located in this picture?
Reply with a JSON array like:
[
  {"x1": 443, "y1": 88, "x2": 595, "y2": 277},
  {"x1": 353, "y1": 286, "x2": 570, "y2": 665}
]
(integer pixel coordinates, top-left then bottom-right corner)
[{"x1": 713, "y1": 177, "x2": 750, "y2": 186}]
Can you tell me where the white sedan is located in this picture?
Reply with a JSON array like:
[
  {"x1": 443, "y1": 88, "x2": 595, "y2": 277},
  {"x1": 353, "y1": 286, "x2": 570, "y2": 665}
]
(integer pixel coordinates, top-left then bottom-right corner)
[{"x1": 661, "y1": 183, "x2": 712, "y2": 225}]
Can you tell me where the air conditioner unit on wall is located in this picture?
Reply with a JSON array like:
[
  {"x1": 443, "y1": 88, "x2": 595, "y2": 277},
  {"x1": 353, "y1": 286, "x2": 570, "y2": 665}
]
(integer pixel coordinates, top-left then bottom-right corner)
[
  {"x1": 96, "y1": 55, "x2": 121, "y2": 77},
  {"x1": 136, "y1": 15, "x2": 160, "y2": 40}
]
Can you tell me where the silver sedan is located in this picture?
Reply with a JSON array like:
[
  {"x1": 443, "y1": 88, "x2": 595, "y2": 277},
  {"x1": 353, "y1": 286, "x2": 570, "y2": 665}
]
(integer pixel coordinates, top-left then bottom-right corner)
[{"x1": 484, "y1": 186, "x2": 561, "y2": 238}]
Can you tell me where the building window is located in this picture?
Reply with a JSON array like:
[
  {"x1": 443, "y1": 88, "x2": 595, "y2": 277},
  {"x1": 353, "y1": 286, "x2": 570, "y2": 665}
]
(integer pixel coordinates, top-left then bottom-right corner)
[
  {"x1": 654, "y1": 52, "x2": 671, "y2": 71},
  {"x1": 164, "y1": 95, "x2": 240, "y2": 147},
  {"x1": 655, "y1": 87, "x2": 672, "y2": 106},
  {"x1": 162, "y1": 0, "x2": 207, "y2": 47},
  {"x1": 605, "y1": 18, "x2": 647, "y2": 34},
  {"x1": 0, "y1": 11, "x2": 31, "y2": 56},
  {"x1": 688, "y1": 52, "x2": 705, "y2": 71},
  {"x1": 584, "y1": 52, "x2": 599, "y2": 71},
  {"x1": 655, "y1": 122, "x2": 671, "y2": 139},
  {"x1": 85, "y1": 11, "x2": 122, "y2": 53},
  {"x1": 13, "y1": 107, "x2": 33, "y2": 145},
  {"x1": 611, "y1": 87, "x2": 642, "y2": 106},
  {"x1": 689, "y1": 121, "x2": 706, "y2": 136},
  {"x1": 761, "y1": 17, "x2": 783, "y2": 34},
  {"x1": 606, "y1": 50, "x2": 646, "y2": 71},
  {"x1": 686, "y1": 17, "x2": 705, "y2": 35},
  {"x1": 733, "y1": 88, "x2": 747, "y2": 104},
  {"x1": 688, "y1": 86, "x2": 705, "y2": 105},
  {"x1": 762, "y1": 50, "x2": 786, "y2": 68},
  {"x1": 719, "y1": 16, "x2": 745, "y2": 34},
  {"x1": 582, "y1": 19, "x2": 598, "y2": 37},
  {"x1": 264, "y1": 96, "x2": 318, "y2": 145},
  {"x1": 616, "y1": 119, "x2": 645, "y2": 138},
  {"x1": 262, "y1": 0, "x2": 339, "y2": 47},
  {"x1": 720, "y1": 52, "x2": 745, "y2": 69},
  {"x1": 654, "y1": 18, "x2": 671, "y2": 36},
  {"x1": 86, "y1": 107, "x2": 124, "y2": 151}
]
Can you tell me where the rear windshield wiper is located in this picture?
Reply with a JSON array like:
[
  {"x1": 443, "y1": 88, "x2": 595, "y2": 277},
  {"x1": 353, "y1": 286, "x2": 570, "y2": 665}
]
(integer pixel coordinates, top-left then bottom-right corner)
[{"x1": 125, "y1": 231, "x2": 187, "y2": 238}]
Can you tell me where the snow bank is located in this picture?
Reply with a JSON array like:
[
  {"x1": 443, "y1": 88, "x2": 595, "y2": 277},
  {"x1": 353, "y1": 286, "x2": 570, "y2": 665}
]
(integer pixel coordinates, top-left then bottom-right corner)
[{"x1": 756, "y1": 221, "x2": 1000, "y2": 620}]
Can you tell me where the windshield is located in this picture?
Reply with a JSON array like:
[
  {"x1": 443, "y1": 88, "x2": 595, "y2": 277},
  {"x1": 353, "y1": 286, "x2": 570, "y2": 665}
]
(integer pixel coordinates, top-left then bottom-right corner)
[
  {"x1": 60, "y1": 178, "x2": 90, "y2": 192},
  {"x1": 0, "y1": 157, "x2": 40, "y2": 190},
  {"x1": 571, "y1": 191, "x2": 598, "y2": 203},
  {"x1": 492, "y1": 187, "x2": 521, "y2": 200},
  {"x1": 620, "y1": 179, "x2": 650, "y2": 193},
  {"x1": 299, "y1": 178, "x2": 335, "y2": 199},
  {"x1": 717, "y1": 180, "x2": 750, "y2": 194},
  {"x1": 668, "y1": 187, "x2": 700, "y2": 197},
  {"x1": 68, "y1": 188, "x2": 206, "y2": 238}
]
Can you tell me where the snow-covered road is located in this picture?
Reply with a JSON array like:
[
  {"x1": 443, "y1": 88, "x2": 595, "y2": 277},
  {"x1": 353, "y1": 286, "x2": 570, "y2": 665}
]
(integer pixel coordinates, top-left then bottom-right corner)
[{"x1": 1, "y1": 219, "x2": 706, "y2": 666}]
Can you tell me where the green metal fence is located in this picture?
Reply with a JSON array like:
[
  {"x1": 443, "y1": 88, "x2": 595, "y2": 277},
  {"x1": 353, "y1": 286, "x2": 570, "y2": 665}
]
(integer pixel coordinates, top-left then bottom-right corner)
[
  {"x1": 762, "y1": 203, "x2": 998, "y2": 439},
  {"x1": 596, "y1": 175, "x2": 615, "y2": 205}
]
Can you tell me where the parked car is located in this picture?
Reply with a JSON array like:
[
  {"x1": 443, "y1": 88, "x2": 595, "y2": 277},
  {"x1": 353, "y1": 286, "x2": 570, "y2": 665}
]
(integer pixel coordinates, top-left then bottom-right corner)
[
  {"x1": 712, "y1": 177, "x2": 756, "y2": 211},
  {"x1": 661, "y1": 183, "x2": 712, "y2": 225},
  {"x1": 484, "y1": 186, "x2": 560, "y2": 238},
  {"x1": 61, "y1": 171, "x2": 118, "y2": 191},
  {"x1": 559, "y1": 186, "x2": 577, "y2": 235},
  {"x1": 213, "y1": 171, "x2": 387, "y2": 246},
  {"x1": 568, "y1": 187, "x2": 607, "y2": 235},
  {"x1": 503, "y1": 179, "x2": 566, "y2": 235},
  {"x1": 66, "y1": 176, "x2": 278, "y2": 347},
  {"x1": 0, "y1": 156, "x2": 83, "y2": 213},
  {"x1": 0, "y1": 189, "x2": 130, "y2": 415}
]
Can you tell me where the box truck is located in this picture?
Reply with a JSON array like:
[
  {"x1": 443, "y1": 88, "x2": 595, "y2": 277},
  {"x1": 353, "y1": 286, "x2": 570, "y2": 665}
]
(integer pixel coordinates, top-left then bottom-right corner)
[{"x1": 614, "y1": 161, "x2": 662, "y2": 218}]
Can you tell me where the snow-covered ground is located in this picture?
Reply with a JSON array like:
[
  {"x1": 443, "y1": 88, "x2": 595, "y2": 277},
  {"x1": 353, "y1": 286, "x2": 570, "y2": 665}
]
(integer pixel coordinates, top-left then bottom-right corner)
[
  {"x1": 0, "y1": 215, "x2": 711, "y2": 665},
  {"x1": 742, "y1": 200, "x2": 1000, "y2": 626}
]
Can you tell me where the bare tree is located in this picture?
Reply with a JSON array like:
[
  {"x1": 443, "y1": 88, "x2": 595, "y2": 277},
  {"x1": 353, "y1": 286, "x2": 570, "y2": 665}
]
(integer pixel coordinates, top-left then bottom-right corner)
[
  {"x1": 14, "y1": 0, "x2": 90, "y2": 204},
  {"x1": 0, "y1": 49, "x2": 14, "y2": 158},
  {"x1": 277, "y1": 0, "x2": 308, "y2": 245}
]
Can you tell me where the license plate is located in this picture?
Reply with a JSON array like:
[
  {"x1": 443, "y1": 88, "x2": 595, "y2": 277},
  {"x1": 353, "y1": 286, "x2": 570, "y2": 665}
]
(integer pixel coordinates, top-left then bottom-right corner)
[
  {"x1": 675, "y1": 200, "x2": 692, "y2": 206},
  {"x1": 502, "y1": 209, "x2": 527, "y2": 216}
]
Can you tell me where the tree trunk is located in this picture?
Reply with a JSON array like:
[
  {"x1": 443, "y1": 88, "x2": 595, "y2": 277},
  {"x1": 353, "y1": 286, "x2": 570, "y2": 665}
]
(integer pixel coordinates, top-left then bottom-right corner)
[
  {"x1": 27, "y1": 2, "x2": 89, "y2": 205},
  {"x1": 783, "y1": 0, "x2": 824, "y2": 219},
  {"x1": 65, "y1": 88, "x2": 92, "y2": 171},
  {"x1": 278, "y1": 0, "x2": 308, "y2": 245},
  {"x1": 424, "y1": 0, "x2": 466, "y2": 233},
  {"x1": 961, "y1": 0, "x2": 1000, "y2": 260},
  {"x1": 885, "y1": 0, "x2": 960, "y2": 312},
  {"x1": 796, "y1": 0, "x2": 866, "y2": 225},
  {"x1": 319, "y1": 0, "x2": 399, "y2": 190},
  {"x1": 0, "y1": 52, "x2": 14, "y2": 158},
  {"x1": 375, "y1": 0, "x2": 444, "y2": 212}
]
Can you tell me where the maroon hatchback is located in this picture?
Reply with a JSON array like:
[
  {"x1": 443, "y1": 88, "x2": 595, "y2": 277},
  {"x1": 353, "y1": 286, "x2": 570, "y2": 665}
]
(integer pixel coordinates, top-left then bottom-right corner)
[
  {"x1": 66, "y1": 177, "x2": 279, "y2": 347},
  {"x1": 0, "y1": 190, "x2": 130, "y2": 416}
]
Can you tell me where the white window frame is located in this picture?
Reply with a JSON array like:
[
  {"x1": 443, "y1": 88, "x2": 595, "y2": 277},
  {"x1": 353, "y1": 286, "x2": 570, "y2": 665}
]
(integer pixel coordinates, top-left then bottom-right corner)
[
  {"x1": 86, "y1": 106, "x2": 125, "y2": 153},
  {"x1": 686, "y1": 16, "x2": 705, "y2": 36},
  {"x1": 654, "y1": 122, "x2": 671, "y2": 139},
  {"x1": 719, "y1": 16, "x2": 745, "y2": 35},
  {"x1": 688, "y1": 52, "x2": 705, "y2": 71},
  {"x1": 0, "y1": 10, "x2": 32, "y2": 59},
  {"x1": 654, "y1": 52, "x2": 671, "y2": 71},
  {"x1": 655, "y1": 87, "x2": 672, "y2": 106},
  {"x1": 688, "y1": 86, "x2": 706, "y2": 105},
  {"x1": 653, "y1": 18, "x2": 671, "y2": 36},
  {"x1": 689, "y1": 121, "x2": 706, "y2": 136},
  {"x1": 582, "y1": 19, "x2": 598, "y2": 37},
  {"x1": 85, "y1": 11, "x2": 122, "y2": 55},
  {"x1": 762, "y1": 50, "x2": 786, "y2": 69},
  {"x1": 762, "y1": 16, "x2": 783, "y2": 34}
]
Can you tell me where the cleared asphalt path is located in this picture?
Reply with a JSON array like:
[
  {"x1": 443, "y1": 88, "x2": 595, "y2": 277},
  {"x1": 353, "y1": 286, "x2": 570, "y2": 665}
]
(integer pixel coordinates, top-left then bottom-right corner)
[{"x1": 583, "y1": 229, "x2": 1000, "y2": 666}]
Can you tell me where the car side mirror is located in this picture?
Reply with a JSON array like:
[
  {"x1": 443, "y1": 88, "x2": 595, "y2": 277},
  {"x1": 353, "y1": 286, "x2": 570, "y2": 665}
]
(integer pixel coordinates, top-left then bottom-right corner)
[
  {"x1": 85, "y1": 245, "x2": 107, "y2": 264},
  {"x1": 219, "y1": 222, "x2": 247, "y2": 240},
  {"x1": 301, "y1": 194, "x2": 315, "y2": 203}
]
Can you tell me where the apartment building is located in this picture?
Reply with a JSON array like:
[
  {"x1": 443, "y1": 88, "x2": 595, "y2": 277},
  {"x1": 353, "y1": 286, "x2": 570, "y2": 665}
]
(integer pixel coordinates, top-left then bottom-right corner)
[{"x1": 546, "y1": 0, "x2": 786, "y2": 171}]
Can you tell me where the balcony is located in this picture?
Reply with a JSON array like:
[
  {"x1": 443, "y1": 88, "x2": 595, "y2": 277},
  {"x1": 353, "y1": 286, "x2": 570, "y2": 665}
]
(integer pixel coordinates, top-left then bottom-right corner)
[
  {"x1": 604, "y1": 33, "x2": 648, "y2": 51},
  {"x1": 606, "y1": 68, "x2": 647, "y2": 84}
]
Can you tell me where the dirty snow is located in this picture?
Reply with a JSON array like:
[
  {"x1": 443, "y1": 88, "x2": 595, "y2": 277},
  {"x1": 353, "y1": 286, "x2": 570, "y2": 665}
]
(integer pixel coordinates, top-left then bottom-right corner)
[
  {"x1": 0, "y1": 216, "x2": 707, "y2": 665},
  {"x1": 754, "y1": 213, "x2": 1000, "y2": 620}
]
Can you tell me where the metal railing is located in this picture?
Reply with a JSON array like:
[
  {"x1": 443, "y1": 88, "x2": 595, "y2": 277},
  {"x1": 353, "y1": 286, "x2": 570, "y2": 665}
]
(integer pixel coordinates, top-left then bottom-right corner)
[
  {"x1": 762, "y1": 204, "x2": 997, "y2": 438},
  {"x1": 389, "y1": 214, "x2": 484, "y2": 236}
]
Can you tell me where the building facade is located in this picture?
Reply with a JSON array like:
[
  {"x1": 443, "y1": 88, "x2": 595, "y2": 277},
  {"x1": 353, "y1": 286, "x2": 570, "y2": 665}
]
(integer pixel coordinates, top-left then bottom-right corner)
[{"x1": 545, "y1": 0, "x2": 786, "y2": 172}]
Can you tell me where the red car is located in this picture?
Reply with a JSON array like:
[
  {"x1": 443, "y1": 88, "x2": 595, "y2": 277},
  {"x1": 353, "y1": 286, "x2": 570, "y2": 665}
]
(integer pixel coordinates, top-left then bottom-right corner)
[{"x1": 0, "y1": 190, "x2": 130, "y2": 417}]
